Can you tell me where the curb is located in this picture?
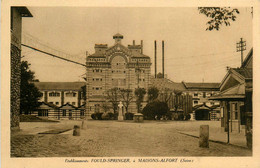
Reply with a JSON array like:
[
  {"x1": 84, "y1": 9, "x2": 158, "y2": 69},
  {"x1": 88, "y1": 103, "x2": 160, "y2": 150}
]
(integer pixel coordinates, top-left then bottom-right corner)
[{"x1": 178, "y1": 131, "x2": 250, "y2": 150}]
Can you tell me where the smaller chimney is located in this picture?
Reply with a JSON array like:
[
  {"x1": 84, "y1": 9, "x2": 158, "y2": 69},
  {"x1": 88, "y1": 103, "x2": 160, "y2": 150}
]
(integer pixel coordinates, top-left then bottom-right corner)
[
  {"x1": 133, "y1": 40, "x2": 135, "y2": 46},
  {"x1": 141, "y1": 40, "x2": 143, "y2": 54},
  {"x1": 154, "y1": 40, "x2": 157, "y2": 78},
  {"x1": 162, "y1": 40, "x2": 164, "y2": 78}
]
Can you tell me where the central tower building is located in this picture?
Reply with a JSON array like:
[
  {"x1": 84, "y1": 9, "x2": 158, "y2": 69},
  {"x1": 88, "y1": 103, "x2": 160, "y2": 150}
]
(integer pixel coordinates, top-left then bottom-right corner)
[{"x1": 86, "y1": 34, "x2": 151, "y2": 116}]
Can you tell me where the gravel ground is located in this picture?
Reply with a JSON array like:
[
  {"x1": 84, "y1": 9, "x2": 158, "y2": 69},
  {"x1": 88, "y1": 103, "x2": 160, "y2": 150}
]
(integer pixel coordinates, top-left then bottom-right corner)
[{"x1": 11, "y1": 120, "x2": 252, "y2": 157}]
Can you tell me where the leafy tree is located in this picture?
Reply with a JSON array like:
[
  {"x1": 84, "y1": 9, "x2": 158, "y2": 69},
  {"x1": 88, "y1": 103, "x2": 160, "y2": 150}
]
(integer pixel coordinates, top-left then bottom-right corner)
[
  {"x1": 120, "y1": 89, "x2": 134, "y2": 114},
  {"x1": 106, "y1": 87, "x2": 120, "y2": 113},
  {"x1": 198, "y1": 7, "x2": 239, "y2": 31},
  {"x1": 134, "y1": 88, "x2": 146, "y2": 113},
  {"x1": 20, "y1": 61, "x2": 42, "y2": 114},
  {"x1": 142, "y1": 101, "x2": 169, "y2": 120},
  {"x1": 148, "y1": 87, "x2": 159, "y2": 103}
]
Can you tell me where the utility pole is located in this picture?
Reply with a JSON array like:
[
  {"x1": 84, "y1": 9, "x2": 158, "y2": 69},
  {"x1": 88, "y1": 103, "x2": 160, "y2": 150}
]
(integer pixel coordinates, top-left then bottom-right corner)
[
  {"x1": 236, "y1": 38, "x2": 246, "y2": 66},
  {"x1": 227, "y1": 102, "x2": 230, "y2": 144}
]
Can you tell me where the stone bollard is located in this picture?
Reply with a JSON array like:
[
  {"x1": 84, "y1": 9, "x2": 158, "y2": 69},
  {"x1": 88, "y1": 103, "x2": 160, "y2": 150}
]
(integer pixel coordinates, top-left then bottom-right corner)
[
  {"x1": 81, "y1": 120, "x2": 85, "y2": 129},
  {"x1": 199, "y1": 125, "x2": 209, "y2": 148},
  {"x1": 134, "y1": 113, "x2": 144, "y2": 122},
  {"x1": 73, "y1": 125, "x2": 80, "y2": 136}
]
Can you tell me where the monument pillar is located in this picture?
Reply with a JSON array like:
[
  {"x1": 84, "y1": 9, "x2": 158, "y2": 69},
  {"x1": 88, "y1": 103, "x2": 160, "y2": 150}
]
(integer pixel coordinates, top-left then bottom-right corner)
[{"x1": 118, "y1": 101, "x2": 124, "y2": 121}]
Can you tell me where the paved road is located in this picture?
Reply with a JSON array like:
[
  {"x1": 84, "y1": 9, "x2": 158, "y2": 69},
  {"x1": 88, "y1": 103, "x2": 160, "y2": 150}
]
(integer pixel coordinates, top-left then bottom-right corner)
[{"x1": 11, "y1": 120, "x2": 252, "y2": 157}]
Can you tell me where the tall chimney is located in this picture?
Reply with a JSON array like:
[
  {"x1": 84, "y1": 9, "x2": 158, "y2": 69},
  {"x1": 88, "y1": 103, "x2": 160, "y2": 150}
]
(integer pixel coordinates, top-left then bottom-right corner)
[
  {"x1": 141, "y1": 40, "x2": 143, "y2": 54},
  {"x1": 133, "y1": 40, "x2": 135, "y2": 45},
  {"x1": 162, "y1": 40, "x2": 164, "y2": 78},
  {"x1": 154, "y1": 40, "x2": 157, "y2": 78}
]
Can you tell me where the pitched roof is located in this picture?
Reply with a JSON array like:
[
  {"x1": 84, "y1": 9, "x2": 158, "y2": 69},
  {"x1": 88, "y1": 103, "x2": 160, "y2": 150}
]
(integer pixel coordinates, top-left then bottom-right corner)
[
  {"x1": 210, "y1": 105, "x2": 220, "y2": 109},
  {"x1": 232, "y1": 68, "x2": 252, "y2": 79},
  {"x1": 38, "y1": 101, "x2": 59, "y2": 109},
  {"x1": 183, "y1": 82, "x2": 220, "y2": 89},
  {"x1": 150, "y1": 77, "x2": 186, "y2": 91},
  {"x1": 59, "y1": 103, "x2": 77, "y2": 109},
  {"x1": 193, "y1": 104, "x2": 220, "y2": 111},
  {"x1": 193, "y1": 104, "x2": 212, "y2": 111},
  {"x1": 88, "y1": 41, "x2": 150, "y2": 59},
  {"x1": 34, "y1": 82, "x2": 85, "y2": 91},
  {"x1": 210, "y1": 84, "x2": 245, "y2": 100},
  {"x1": 78, "y1": 104, "x2": 86, "y2": 109},
  {"x1": 16, "y1": 7, "x2": 33, "y2": 17},
  {"x1": 241, "y1": 48, "x2": 253, "y2": 68}
]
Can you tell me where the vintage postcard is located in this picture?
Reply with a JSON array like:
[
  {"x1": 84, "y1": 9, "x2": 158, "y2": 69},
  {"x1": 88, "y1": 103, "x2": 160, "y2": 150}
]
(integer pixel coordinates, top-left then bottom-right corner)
[{"x1": 1, "y1": 0, "x2": 260, "y2": 168}]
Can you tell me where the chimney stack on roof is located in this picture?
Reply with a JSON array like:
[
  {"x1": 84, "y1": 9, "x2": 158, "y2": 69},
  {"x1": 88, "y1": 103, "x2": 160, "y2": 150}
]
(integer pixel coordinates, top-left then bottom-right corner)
[
  {"x1": 154, "y1": 40, "x2": 157, "y2": 78},
  {"x1": 141, "y1": 40, "x2": 143, "y2": 54},
  {"x1": 162, "y1": 40, "x2": 165, "y2": 78}
]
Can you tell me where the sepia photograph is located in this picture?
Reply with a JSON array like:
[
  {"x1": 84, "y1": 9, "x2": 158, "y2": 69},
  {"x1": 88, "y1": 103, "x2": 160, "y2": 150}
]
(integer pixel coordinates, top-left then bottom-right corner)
[{"x1": 2, "y1": 1, "x2": 260, "y2": 168}]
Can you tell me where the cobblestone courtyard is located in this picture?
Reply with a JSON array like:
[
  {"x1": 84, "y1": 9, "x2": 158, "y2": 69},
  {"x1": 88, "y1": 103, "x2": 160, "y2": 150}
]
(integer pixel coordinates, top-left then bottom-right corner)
[{"x1": 11, "y1": 120, "x2": 252, "y2": 157}]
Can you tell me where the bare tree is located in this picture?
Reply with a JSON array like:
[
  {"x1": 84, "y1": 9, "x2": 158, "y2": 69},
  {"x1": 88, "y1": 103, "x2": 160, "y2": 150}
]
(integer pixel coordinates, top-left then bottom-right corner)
[
  {"x1": 160, "y1": 88, "x2": 173, "y2": 104},
  {"x1": 134, "y1": 88, "x2": 146, "y2": 113},
  {"x1": 100, "y1": 100, "x2": 111, "y2": 113},
  {"x1": 106, "y1": 87, "x2": 120, "y2": 114},
  {"x1": 120, "y1": 89, "x2": 134, "y2": 114},
  {"x1": 172, "y1": 89, "x2": 183, "y2": 113}
]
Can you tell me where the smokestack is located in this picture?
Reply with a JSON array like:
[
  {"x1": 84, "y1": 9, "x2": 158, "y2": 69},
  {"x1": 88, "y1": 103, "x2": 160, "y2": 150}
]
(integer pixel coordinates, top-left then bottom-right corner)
[
  {"x1": 133, "y1": 40, "x2": 135, "y2": 45},
  {"x1": 154, "y1": 40, "x2": 157, "y2": 78},
  {"x1": 141, "y1": 40, "x2": 143, "y2": 54},
  {"x1": 162, "y1": 40, "x2": 164, "y2": 78}
]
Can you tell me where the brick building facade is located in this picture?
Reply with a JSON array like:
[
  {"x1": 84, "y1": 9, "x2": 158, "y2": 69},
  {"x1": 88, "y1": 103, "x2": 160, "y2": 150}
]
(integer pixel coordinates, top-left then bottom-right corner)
[
  {"x1": 10, "y1": 7, "x2": 32, "y2": 129},
  {"x1": 85, "y1": 34, "x2": 151, "y2": 116}
]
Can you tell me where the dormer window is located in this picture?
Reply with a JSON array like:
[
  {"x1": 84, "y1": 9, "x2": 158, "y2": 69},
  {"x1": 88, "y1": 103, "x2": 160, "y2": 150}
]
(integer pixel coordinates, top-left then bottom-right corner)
[
  {"x1": 65, "y1": 92, "x2": 76, "y2": 97},
  {"x1": 49, "y1": 92, "x2": 60, "y2": 97}
]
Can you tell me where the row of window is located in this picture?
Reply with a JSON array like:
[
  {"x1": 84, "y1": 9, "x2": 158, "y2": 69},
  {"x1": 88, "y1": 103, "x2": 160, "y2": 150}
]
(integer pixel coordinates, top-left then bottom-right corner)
[
  {"x1": 49, "y1": 92, "x2": 60, "y2": 97},
  {"x1": 132, "y1": 59, "x2": 149, "y2": 62},
  {"x1": 91, "y1": 69, "x2": 147, "y2": 74},
  {"x1": 89, "y1": 58, "x2": 106, "y2": 62},
  {"x1": 112, "y1": 70, "x2": 126, "y2": 73},
  {"x1": 48, "y1": 92, "x2": 77, "y2": 97},
  {"x1": 49, "y1": 102, "x2": 76, "y2": 106},
  {"x1": 135, "y1": 69, "x2": 146, "y2": 73},
  {"x1": 193, "y1": 101, "x2": 215, "y2": 105},
  {"x1": 193, "y1": 92, "x2": 214, "y2": 98},
  {"x1": 38, "y1": 110, "x2": 85, "y2": 117},
  {"x1": 92, "y1": 87, "x2": 102, "y2": 90},
  {"x1": 66, "y1": 92, "x2": 77, "y2": 97},
  {"x1": 93, "y1": 69, "x2": 103, "y2": 73},
  {"x1": 62, "y1": 110, "x2": 85, "y2": 116},
  {"x1": 93, "y1": 78, "x2": 103, "y2": 81},
  {"x1": 116, "y1": 63, "x2": 126, "y2": 65},
  {"x1": 38, "y1": 110, "x2": 49, "y2": 117}
]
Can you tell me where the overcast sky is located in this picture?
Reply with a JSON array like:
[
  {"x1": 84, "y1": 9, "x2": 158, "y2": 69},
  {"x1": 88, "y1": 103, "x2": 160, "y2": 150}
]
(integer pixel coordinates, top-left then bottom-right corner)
[{"x1": 21, "y1": 7, "x2": 252, "y2": 83}]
